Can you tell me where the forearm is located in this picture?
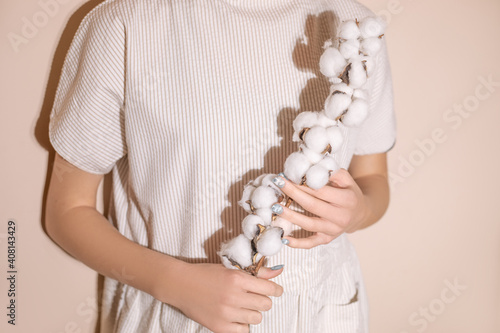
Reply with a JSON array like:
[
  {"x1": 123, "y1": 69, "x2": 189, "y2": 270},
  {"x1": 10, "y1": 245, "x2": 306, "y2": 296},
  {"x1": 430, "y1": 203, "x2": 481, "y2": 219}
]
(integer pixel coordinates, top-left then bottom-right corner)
[
  {"x1": 351, "y1": 173, "x2": 390, "y2": 231},
  {"x1": 45, "y1": 205, "x2": 187, "y2": 304}
]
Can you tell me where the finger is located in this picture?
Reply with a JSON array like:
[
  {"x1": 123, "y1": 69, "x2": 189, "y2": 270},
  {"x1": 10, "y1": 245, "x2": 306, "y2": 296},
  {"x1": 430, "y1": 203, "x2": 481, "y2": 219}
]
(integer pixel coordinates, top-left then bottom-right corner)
[
  {"x1": 244, "y1": 276, "x2": 283, "y2": 297},
  {"x1": 284, "y1": 232, "x2": 338, "y2": 249},
  {"x1": 227, "y1": 322, "x2": 250, "y2": 333},
  {"x1": 273, "y1": 180, "x2": 339, "y2": 220},
  {"x1": 277, "y1": 204, "x2": 343, "y2": 235},
  {"x1": 256, "y1": 266, "x2": 283, "y2": 280},
  {"x1": 238, "y1": 292, "x2": 273, "y2": 312},
  {"x1": 329, "y1": 168, "x2": 355, "y2": 188},
  {"x1": 294, "y1": 182, "x2": 350, "y2": 206},
  {"x1": 232, "y1": 308, "x2": 263, "y2": 326}
]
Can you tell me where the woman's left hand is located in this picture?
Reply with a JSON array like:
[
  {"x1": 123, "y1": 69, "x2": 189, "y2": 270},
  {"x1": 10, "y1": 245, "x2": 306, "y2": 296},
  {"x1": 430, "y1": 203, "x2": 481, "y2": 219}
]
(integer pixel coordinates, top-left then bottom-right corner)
[{"x1": 271, "y1": 168, "x2": 370, "y2": 249}]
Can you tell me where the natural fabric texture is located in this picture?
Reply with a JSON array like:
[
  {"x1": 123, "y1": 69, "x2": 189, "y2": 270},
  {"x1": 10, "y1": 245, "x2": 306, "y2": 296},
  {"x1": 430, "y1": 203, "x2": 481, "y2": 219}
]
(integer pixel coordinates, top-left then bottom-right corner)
[{"x1": 49, "y1": 0, "x2": 396, "y2": 332}]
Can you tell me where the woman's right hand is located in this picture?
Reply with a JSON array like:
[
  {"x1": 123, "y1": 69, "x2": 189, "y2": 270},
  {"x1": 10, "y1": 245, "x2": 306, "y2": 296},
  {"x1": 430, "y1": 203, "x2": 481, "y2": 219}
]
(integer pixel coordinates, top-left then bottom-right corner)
[{"x1": 153, "y1": 262, "x2": 284, "y2": 333}]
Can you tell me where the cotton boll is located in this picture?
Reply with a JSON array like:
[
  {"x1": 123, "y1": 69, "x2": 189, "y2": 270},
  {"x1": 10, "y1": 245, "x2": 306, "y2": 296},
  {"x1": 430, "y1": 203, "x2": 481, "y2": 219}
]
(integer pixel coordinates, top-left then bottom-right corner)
[
  {"x1": 219, "y1": 234, "x2": 253, "y2": 268},
  {"x1": 242, "y1": 214, "x2": 265, "y2": 239},
  {"x1": 256, "y1": 227, "x2": 284, "y2": 257},
  {"x1": 303, "y1": 126, "x2": 329, "y2": 154},
  {"x1": 252, "y1": 174, "x2": 267, "y2": 187},
  {"x1": 316, "y1": 111, "x2": 338, "y2": 128},
  {"x1": 360, "y1": 37, "x2": 382, "y2": 56},
  {"x1": 251, "y1": 186, "x2": 279, "y2": 209},
  {"x1": 317, "y1": 155, "x2": 339, "y2": 173},
  {"x1": 319, "y1": 47, "x2": 347, "y2": 78},
  {"x1": 329, "y1": 82, "x2": 354, "y2": 96},
  {"x1": 284, "y1": 152, "x2": 311, "y2": 184},
  {"x1": 339, "y1": 20, "x2": 361, "y2": 40},
  {"x1": 329, "y1": 77, "x2": 343, "y2": 85},
  {"x1": 325, "y1": 126, "x2": 344, "y2": 152},
  {"x1": 322, "y1": 39, "x2": 334, "y2": 49},
  {"x1": 220, "y1": 255, "x2": 239, "y2": 270},
  {"x1": 305, "y1": 164, "x2": 330, "y2": 190},
  {"x1": 292, "y1": 111, "x2": 318, "y2": 141},
  {"x1": 260, "y1": 173, "x2": 283, "y2": 195},
  {"x1": 271, "y1": 217, "x2": 294, "y2": 236},
  {"x1": 342, "y1": 98, "x2": 369, "y2": 127},
  {"x1": 339, "y1": 39, "x2": 360, "y2": 60},
  {"x1": 238, "y1": 184, "x2": 256, "y2": 213},
  {"x1": 324, "y1": 92, "x2": 352, "y2": 120},
  {"x1": 346, "y1": 60, "x2": 367, "y2": 89},
  {"x1": 359, "y1": 16, "x2": 386, "y2": 38},
  {"x1": 255, "y1": 208, "x2": 274, "y2": 224},
  {"x1": 300, "y1": 144, "x2": 324, "y2": 164}
]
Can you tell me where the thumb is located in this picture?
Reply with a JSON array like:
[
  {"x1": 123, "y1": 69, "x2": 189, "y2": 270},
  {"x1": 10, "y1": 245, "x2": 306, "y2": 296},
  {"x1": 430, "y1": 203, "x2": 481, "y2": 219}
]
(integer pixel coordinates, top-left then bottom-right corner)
[
  {"x1": 256, "y1": 265, "x2": 284, "y2": 280},
  {"x1": 329, "y1": 168, "x2": 353, "y2": 188}
]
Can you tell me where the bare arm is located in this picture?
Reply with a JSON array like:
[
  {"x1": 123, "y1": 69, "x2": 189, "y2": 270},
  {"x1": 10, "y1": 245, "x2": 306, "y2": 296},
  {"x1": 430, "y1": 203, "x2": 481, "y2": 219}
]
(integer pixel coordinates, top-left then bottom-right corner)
[
  {"x1": 45, "y1": 153, "x2": 283, "y2": 332},
  {"x1": 346, "y1": 152, "x2": 390, "y2": 232},
  {"x1": 45, "y1": 153, "x2": 182, "y2": 299}
]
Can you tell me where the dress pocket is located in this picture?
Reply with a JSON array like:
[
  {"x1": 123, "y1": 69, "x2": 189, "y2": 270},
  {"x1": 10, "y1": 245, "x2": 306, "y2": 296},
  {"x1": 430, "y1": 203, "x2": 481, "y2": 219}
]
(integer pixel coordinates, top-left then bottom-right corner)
[{"x1": 314, "y1": 261, "x2": 362, "y2": 332}]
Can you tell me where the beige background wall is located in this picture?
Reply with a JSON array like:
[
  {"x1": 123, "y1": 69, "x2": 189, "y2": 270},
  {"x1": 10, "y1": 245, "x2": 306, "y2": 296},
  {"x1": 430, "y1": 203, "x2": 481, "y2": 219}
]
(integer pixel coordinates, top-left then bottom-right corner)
[{"x1": 1, "y1": 0, "x2": 499, "y2": 332}]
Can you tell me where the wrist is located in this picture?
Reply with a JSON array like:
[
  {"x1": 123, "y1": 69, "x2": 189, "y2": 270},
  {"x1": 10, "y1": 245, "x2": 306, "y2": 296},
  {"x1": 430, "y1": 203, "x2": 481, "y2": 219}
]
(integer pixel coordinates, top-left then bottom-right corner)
[
  {"x1": 348, "y1": 193, "x2": 373, "y2": 233},
  {"x1": 150, "y1": 254, "x2": 191, "y2": 307}
]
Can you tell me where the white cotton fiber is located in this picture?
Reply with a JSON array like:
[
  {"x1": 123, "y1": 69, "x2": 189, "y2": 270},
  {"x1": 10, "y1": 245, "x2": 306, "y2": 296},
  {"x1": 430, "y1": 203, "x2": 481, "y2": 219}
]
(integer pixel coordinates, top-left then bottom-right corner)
[
  {"x1": 252, "y1": 174, "x2": 267, "y2": 187},
  {"x1": 319, "y1": 47, "x2": 347, "y2": 78},
  {"x1": 328, "y1": 77, "x2": 343, "y2": 85},
  {"x1": 359, "y1": 16, "x2": 386, "y2": 38},
  {"x1": 339, "y1": 20, "x2": 361, "y2": 40},
  {"x1": 255, "y1": 208, "x2": 274, "y2": 224},
  {"x1": 317, "y1": 155, "x2": 339, "y2": 172},
  {"x1": 292, "y1": 111, "x2": 318, "y2": 142},
  {"x1": 251, "y1": 185, "x2": 279, "y2": 209},
  {"x1": 316, "y1": 111, "x2": 338, "y2": 128},
  {"x1": 220, "y1": 234, "x2": 253, "y2": 268},
  {"x1": 271, "y1": 217, "x2": 294, "y2": 236},
  {"x1": 284, "y1": 151, "x2": 312, "y2": 184},
  {"x1": 256, "y1": 227, "x2": 284, "y2": 257},
  {"x1": 238, "y1": 184, "x2": 256, "y2": 213},
  {"x1": 346, "y1": 60, "x2": 367, "y2": 89},
  {"x1": 339, "y1": 38, "x2": 360, "y2": 60},
  {"x1": 305, "y1": 164, "x2": 330, "y2": 190},
  {"x1": 303, "y1": 126, "x2": 329, "y2": 154},
  {"x1": 220, "y1": 256, "x2": 239, "y2": 270},
  {"x1": 324, "y1": 92, "x2": 352, "y2": 120},
  {"x1": 360, "y1": 37, "x2": 382, "y2": 56},
  {"x1": 325, "y1": 126, "x2": 344, "y2": 152},
  {"x1": 242, "y1": 214, "x2": 265, "y2": 240},
  {"x1": 342, "y1": 98, "x2": 369, "y2": 127},
  {"x1": 329, "y1": 82, "x2": 354, "y2": 96},
  {"x1": 300, "y1": 144, "x2": 324, "y2": 164},
  {"x1": 260, "y1": 173, "x2": 283, "y2": 195}
]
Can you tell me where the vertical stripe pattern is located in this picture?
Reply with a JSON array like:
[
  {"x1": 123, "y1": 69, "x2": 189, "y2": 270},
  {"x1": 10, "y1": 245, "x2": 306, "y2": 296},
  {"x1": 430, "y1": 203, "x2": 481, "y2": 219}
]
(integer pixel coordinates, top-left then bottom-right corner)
[{"x1": 49, "y1": 0, "x2": 396, "y2": 332}]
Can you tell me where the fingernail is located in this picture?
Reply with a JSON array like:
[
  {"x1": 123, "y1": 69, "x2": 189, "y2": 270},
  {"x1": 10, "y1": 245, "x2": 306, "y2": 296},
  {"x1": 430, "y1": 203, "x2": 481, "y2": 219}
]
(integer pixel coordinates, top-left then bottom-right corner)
[
  {"x1": 272, "y1": 176, "x2": 285, "y2": 188},
  {"x1": 278, "y1": 172, "x2": 289, "y2": 180},
  {"x1": 271, "y1": 203, "x2": 283, "y2": 215},
  {"x1": 281, "y1": 238, "x2": 289, "y2": 245},
  {"x1": 270, "y1": 264, "x2": 284, "y2": 270}
]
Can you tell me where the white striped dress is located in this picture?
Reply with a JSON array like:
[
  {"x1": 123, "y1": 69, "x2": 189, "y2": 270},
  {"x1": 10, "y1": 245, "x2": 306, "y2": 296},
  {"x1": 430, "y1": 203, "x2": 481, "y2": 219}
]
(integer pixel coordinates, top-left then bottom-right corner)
[{"x1": 49, "y1": 0, "x2": 397, "y2": 332}]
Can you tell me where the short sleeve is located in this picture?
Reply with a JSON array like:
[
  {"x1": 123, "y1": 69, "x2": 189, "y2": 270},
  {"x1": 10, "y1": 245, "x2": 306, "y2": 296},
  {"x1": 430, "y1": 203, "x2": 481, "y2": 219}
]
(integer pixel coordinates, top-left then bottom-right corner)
[
  {"x1": 49, "y1": 2, "x2": 127, "y2": 174},
  {"x1": 353, "y1": 36, "x2": 397, "y2": 155}
]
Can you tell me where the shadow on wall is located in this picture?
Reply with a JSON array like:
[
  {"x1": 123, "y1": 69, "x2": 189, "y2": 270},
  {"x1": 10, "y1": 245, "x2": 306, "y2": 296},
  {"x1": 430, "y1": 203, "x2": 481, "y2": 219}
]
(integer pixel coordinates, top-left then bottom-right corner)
[{"x1": 35, "y1": 1, "x2": 108, "y2": 333}]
